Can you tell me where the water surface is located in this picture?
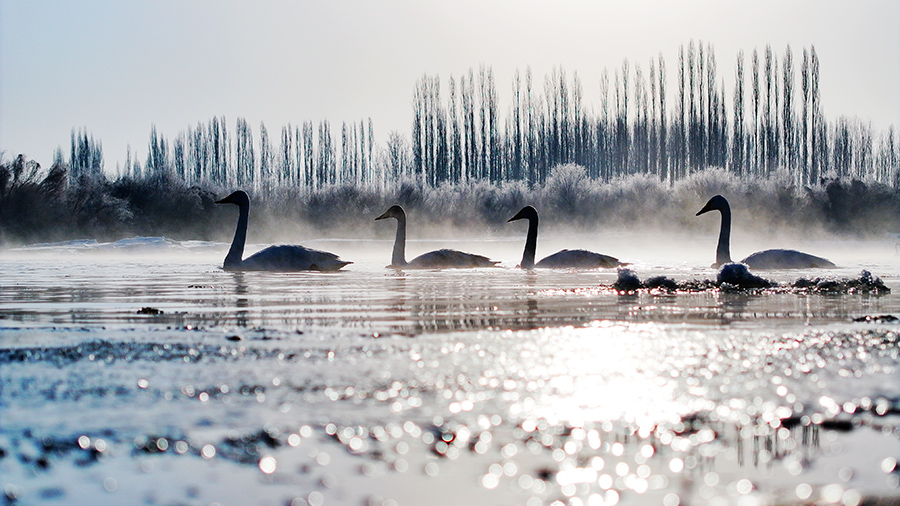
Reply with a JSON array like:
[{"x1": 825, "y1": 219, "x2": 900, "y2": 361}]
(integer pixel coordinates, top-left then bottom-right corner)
[{"x1": 2, "y1": 237, "x2": 899, "y2": 506}]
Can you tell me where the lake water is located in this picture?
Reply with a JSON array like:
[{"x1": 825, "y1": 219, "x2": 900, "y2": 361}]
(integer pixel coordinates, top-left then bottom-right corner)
[{"x1": 1, "y1": 236, "x2": 899, "y2": 506}]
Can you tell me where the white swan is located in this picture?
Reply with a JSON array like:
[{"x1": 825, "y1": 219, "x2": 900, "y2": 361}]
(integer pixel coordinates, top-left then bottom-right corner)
[
  {"x1": 696, "y1": 194, "x2": 836, "y2": 269},
  {"x1": 216, "y1": 190, "x2": 350, "y2": 271},
  {"x1": 508, "y1": 206, "x2": 623, "y2": 269},
  {"x1": 374, "y1": 205, "x2": 498, "y2": 269}
]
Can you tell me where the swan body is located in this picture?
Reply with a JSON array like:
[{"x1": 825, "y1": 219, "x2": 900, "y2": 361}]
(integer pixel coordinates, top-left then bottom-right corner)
[
  {"x1": 508, "y1": 206, "x2": 622, "y2": 269},
  {"x1": 740, "y1": 249, "x2": 835, "y2": 270},
  {"x1": 375, "y1": 205, "x2": 498, "y2": 269},
  {"x1": 216, "y1": 190, "x2": 350, "y2": 272},
  {"x1": 695, "y1": 195, "x2": 836, "y2": 270}
]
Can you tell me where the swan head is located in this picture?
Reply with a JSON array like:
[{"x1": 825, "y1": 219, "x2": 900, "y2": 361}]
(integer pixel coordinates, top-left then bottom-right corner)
[
  {"x1": 696, "y1": 194, "x2": 730, "y2": 216},
  {"x1": 375, "y1": 205, "x2": 405, "y2": 221},
  {"x1": 508, "y1": 205, "x2": 538, "y2": 223},
  {"x1": 216, "y1": 190, "x2": 250, "y2": 207}
]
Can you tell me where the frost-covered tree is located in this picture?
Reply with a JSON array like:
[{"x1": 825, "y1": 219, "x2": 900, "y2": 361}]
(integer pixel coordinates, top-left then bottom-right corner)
[{"x1": 259, "y1": 121, "x2": 272, "y2": 190}]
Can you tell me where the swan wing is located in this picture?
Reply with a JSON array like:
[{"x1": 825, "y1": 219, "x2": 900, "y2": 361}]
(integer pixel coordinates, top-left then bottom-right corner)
[
  {"x1": 407, "y1": 249, "x2": 499, "y2": 269},
  {"x1": 535, "y1": 249, "x2": 621, "y2": 269},
  {"x1": 741, "y1": 249, "x2": 836, "y2": 270},
  {"x1": 238, "y1": 245, "x2": 351, "y2": 272}
]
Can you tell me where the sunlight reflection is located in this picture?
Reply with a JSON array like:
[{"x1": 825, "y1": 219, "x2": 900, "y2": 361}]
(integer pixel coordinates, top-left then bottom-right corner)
[{"x1": 517, "y1": 322, "x2": 689, "y2": 426}]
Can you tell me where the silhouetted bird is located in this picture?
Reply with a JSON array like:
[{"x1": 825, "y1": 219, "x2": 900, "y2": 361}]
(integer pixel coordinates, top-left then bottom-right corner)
[
  {"x1": 508, "y1": 205, "x2": 624, "y2": 269},
  {"x1": 695, "y1": 194, "x2": 835, "y2": 269},
  {"x1": 216, "y1": 190, "x2": 350, "y2": 271},
  {"x1": 374, "y1": 205, "x2": 498, "y2": 269}
]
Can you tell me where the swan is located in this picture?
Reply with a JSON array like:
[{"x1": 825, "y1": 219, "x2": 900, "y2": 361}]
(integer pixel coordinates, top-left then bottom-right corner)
[
  {"x1": 374, "y1": 205, "x2": 498, "y2": 268},
  {"x1": 508, "y1": 206, "x2": 623, "y2": 269},
  {"x1": 695, "y1": 194, "x2": 836, "y2": 269},
  {"x1": 215, "y1": 190, "x2": 350, "y2": 271}
]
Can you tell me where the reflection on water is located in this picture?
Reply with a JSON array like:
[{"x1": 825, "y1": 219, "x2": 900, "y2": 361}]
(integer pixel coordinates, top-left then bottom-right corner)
[
  {"x1": 231, "y1": 271, "x2": 250, "y2": 327},
  {"x1": 1, "y1": 252, "x2": 899, "y2": 505},
  {"x1": 2, "y1": 260, "x2": 896, "y2": 333}
]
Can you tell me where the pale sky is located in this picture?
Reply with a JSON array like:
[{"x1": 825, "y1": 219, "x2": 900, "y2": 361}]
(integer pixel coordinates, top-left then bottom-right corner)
[{"x1": 2, "y1": 0, "x2": 898, "y2": 171}]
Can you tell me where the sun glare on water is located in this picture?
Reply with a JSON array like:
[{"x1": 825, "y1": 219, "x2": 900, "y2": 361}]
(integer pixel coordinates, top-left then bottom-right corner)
[{"x1": 503, "y1": 321, "x2": 690, "y2": 428}]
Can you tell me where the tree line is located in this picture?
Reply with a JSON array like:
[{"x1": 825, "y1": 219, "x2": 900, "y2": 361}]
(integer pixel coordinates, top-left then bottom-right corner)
[
  {"x1": 20, "y1": 41, "x2": 900, "y2": 196},
  {"x1": 410, "y1": 42, "x2": 898, "y2": 188},
  {"x1": 117, "y1": 117, "x2": 400, "y2": 193}
]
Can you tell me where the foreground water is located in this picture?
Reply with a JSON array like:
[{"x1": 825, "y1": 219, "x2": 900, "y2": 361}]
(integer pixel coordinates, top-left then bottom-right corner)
[{"x1": 1, "y1": 236, "x2": 899, "y2": 506}]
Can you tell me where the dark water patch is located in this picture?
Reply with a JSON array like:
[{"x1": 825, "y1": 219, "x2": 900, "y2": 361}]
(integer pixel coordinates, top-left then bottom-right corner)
[
  {"x1": 0, "y1": 340, "x2": 217, "y2": 366},
  {"x1": 133, "y1": 435, "x2": 186, "y2": 455},
  {"x1": 6, "y1": 432, "x2": 109, "y2": 473},
  {"x1": 37, "y1": 383, "x2": 132, "y2": 402},
  {"x1": 131, "y1": 430, "x2": 284, "y2": 466},
  {"x1": 0, "y1": 339, "x2": 381, "y2": 367},
  {"x1": 217, "y1": 428, "x2": 282, "y2": 465}
]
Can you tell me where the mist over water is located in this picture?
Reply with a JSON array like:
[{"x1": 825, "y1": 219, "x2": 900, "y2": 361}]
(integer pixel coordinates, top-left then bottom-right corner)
[{"x1": 2, "y1": 163, "x2": 899, "y2": 252}]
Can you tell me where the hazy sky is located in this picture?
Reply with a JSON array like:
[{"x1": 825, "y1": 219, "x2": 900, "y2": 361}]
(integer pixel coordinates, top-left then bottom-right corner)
[{"x1": 2, "y1": 0, "x2": 898, "y2": 170}]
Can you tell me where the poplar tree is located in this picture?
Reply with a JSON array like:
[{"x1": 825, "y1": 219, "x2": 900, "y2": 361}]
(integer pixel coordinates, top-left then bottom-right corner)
[
  {"x1": 751, "y1": 49, "x2": 761, "y2": 177},
  {"x1": 317, "y1": 120, "x2": 334, "y2": 186},
  {"x1": 732, "y1": 51, "x2": 746, "y2": 176},
  {"x1": 649, "y1": 60, "x2": 659, "y2": 176},
  {"x1": 448, "y1": 75, "x2": 463, "y2": 182},
  {"x1": 510, "y1": 70, "x2": 523, "y2": 182},
  {"x1": 810, "y1": 46, "x2": 823, "y2": 182},
  {"x1": 782, "y1": 45, "x2": 795, "y2": 181},
  {"x1": 525, "y1": 67, "x2": 538, "y2": 185},
  {"x1": 676, "y1": 45, "x2": 687, "y2": 179},
  {"x1": 259, "y1": 121, "x2": 271, "y2": 190},
  {"x1": 281, "y1": 124, "x2": 294, "y2": 187},
  {"x1": 657, "y1": 54, "x2": 668, "y2": 183}
]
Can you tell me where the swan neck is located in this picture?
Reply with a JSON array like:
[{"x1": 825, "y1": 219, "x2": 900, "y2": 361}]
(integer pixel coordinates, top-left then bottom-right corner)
[
  {"x1": 225, "y1": 203, "x2": 249, "y2": 268},
  {"x1": 391, "y1": 214, "x2": 408, "y2": 267},
  {"x1": 716, "y1": 207, "x2": 732, "y2": 267},
  {"x1": 521, "y1": 216, "x2": 538, "y2": 269}
]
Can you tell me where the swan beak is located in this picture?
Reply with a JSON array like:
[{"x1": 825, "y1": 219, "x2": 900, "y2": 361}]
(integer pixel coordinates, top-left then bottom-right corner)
[
  {"x1": 215, "y1": 196, "x2": 230, "y2": 205},
  {"x1": 374, "y1": 210, "x2": 391, "y2": 221},
  {"x1": 508, "y1": 209, "x2": 526, "y2": 222},
  {"x1": 695, "y1": 203, "x2": 712, "y2": 216}
]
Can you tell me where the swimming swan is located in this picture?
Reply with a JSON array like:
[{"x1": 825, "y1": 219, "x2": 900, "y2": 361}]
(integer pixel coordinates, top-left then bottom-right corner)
[
  {"x1": 508, "y1": 206, "x2": 623, "y2": 269},
  {"x1": 216, "y1": 190, "x2": 350, "y2": 271},
  {"x1": 695, "y1": 194, "x2": 835, "y2": 269},
  {"x1": 375, "y1": 205, "x2": 498, "y2": 268}
]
